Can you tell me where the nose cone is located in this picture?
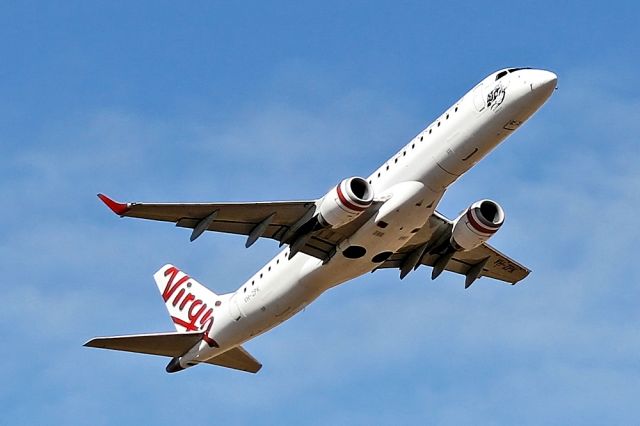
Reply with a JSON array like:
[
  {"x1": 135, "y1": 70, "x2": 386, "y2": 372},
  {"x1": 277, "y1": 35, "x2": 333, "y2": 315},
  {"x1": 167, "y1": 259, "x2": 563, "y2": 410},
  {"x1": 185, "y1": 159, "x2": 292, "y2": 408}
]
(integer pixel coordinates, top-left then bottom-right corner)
[{"x1": 530, "y1": 69, "x2": 557, "y2": 100}]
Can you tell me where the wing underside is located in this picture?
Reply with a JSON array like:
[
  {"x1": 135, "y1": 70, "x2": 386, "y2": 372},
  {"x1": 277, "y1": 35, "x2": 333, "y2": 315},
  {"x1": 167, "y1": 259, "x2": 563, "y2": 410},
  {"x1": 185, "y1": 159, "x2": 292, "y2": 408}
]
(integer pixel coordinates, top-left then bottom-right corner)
[
  {"x1": 379, "y1": 242, "x2": 530, "y2": 284},
  {"x1": 376, "y1": 211, "x2": 530, "y2": 285},
  {"x1": 98, "y1": 194, "x2": 529, "y2": 285},
  {"x1": 98, "y1": 194, "x2": 377, "y2": 261}
]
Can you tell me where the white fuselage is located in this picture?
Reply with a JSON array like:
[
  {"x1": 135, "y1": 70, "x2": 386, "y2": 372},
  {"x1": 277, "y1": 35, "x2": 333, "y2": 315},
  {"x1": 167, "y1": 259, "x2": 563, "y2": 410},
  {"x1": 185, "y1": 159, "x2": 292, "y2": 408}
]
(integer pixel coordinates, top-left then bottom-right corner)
[{"x1": 180, "y1": 68, "x2": 557, "y2": 367}]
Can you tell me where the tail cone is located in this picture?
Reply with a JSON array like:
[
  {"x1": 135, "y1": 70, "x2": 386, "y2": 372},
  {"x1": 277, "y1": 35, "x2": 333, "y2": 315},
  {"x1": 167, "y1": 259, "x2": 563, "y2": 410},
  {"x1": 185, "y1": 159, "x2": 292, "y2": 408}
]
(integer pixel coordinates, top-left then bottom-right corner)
[{"x1": 165, "y1": 357, "x2": 185, "y2": 373}]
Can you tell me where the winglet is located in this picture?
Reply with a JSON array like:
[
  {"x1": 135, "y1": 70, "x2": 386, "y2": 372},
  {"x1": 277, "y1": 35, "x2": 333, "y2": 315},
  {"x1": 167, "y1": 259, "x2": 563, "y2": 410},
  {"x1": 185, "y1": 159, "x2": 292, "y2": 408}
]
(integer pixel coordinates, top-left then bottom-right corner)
[{"x1": 97, "y1": 193, "x2": 130, "y2": 215}]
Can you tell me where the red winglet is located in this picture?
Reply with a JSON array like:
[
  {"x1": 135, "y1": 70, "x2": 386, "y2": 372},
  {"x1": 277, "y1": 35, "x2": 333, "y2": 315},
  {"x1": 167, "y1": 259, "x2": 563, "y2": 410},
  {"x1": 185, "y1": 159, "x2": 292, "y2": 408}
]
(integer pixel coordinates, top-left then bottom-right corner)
[{"x1": 97, "y1": 193, "x2": 130, "y2": 215}]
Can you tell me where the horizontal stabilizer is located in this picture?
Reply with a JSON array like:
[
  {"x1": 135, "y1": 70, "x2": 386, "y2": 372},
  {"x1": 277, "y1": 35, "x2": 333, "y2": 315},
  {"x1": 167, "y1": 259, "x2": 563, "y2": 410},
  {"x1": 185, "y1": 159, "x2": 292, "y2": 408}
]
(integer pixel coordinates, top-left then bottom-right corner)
[
  {"x1": 84, "y1": 332, "x2": 262, "y2": 373},
  {"x1": 204, "y1": 346, "x2": 262, "y2": 373},
  {"x1": 84, "y1": 331, "x2": 203, "y2": 358}
]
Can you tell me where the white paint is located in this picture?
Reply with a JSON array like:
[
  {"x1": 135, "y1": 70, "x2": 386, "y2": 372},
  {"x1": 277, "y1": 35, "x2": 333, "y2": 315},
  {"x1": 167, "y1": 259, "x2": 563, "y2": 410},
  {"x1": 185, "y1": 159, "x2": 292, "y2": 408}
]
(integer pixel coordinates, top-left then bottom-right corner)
[{"x1": 143, "y1": 68, "x2": 558, "y2": 370}]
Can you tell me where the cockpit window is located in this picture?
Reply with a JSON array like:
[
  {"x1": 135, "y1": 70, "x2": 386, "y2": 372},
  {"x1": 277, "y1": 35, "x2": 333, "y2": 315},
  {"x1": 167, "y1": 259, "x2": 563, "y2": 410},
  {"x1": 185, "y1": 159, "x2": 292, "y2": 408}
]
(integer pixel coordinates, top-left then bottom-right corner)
[
  {"x1": 497, "y1": 67, "x2": 533, "y2": 80},
  {"x1": 507, "y1": 67, "x2": 532, "y2": 73}
]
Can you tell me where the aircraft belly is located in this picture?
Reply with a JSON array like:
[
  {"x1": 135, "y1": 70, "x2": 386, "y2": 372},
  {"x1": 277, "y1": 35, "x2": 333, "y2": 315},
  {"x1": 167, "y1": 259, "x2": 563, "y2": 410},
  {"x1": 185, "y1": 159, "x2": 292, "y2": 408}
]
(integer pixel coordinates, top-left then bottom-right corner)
[
  {"x1": 186, "y1": 108, "x2": 520, "y2": 362},
  {"x1": 257, "y1": 255, "x2": 315, "y2": 311},
  {"x1": 301, "y1": 183, "x2": 441, "y2": 289},
  {"x1": 184, "y1": 185, "x2": 443, "y2": 364},
  {"x1": 214, "y1": 254, "x2": 322, "y2": 344}
]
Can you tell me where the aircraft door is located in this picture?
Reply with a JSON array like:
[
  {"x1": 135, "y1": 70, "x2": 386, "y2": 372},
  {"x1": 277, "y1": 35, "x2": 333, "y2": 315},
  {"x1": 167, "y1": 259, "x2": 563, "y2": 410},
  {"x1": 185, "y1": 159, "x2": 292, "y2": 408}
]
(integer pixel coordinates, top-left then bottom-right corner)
[
  {"x1": 229, "y1": 294, "x2": 245, "y2": 321},
  {"x1": 473, "y1": 83, "x2": 486, "y2": 112}
]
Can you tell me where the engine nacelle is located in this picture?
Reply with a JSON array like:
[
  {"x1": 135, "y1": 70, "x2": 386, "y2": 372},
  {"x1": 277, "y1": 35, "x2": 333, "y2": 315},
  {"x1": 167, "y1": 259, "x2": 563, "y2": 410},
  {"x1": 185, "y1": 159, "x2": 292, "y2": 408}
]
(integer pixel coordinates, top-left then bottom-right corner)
[
  {"x1": 450, "y1": 199, "x2": 505, "y2": 251},
  {"x1": 317, "y1": 177, "x2": 374, "y2": 228}
]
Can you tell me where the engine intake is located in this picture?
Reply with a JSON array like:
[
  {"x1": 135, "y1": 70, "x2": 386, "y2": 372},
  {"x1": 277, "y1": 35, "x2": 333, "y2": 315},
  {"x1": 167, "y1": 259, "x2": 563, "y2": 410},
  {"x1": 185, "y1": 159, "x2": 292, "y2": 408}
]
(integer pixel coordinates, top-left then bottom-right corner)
[
  {"x1": 317, "y1": 177, "x2": 374, "y2": 228},
  {"x1": 450, "y1": 199, "x2": 505, "y2": 251}
]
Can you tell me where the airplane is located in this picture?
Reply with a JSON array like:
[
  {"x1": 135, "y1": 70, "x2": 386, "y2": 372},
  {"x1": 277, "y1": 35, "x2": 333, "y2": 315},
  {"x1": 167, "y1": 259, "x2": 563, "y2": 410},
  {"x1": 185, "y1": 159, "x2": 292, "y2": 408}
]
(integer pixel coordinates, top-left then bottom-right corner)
[{"x1": 85, "y1": 67, "x2": 557, "y2": 374}]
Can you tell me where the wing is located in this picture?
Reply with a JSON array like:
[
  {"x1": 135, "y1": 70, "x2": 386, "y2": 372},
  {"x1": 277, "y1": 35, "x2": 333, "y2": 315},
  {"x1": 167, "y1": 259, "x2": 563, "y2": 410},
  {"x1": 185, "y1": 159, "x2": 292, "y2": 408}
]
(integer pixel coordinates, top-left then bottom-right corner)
[
  {"x1": 97, "y1": 194, "x2": 377, "y2": 261},
  {"x1": 377, "y1": 211, "x2": 530, "y2": 287}
]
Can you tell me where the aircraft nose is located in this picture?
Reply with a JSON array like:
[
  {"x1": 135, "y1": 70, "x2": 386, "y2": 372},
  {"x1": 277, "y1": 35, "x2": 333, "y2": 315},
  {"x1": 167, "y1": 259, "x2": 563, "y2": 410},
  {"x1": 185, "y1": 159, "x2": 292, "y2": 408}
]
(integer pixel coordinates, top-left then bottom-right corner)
[{"x1": 529, "y1": 69, "x2": 557, "y2": 99}]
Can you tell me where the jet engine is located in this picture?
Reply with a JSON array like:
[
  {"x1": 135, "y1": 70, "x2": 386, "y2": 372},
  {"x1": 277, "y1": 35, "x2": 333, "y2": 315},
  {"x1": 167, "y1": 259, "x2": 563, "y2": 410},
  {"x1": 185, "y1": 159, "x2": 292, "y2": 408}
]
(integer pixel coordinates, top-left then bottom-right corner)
[
  {"x1": 450, "y1": 199, "x2": 505, "y2": 251},
  {"x1": 317, "y1": 177, "x2": 374, "y2": 228}
]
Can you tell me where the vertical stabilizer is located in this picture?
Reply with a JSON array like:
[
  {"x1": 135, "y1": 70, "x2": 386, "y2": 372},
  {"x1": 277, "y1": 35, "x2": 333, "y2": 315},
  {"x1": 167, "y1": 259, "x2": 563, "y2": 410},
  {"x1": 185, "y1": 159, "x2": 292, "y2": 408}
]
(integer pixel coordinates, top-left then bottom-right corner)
[{"x1": 153, "y1": 264, "x2": 219, "y2": 333}]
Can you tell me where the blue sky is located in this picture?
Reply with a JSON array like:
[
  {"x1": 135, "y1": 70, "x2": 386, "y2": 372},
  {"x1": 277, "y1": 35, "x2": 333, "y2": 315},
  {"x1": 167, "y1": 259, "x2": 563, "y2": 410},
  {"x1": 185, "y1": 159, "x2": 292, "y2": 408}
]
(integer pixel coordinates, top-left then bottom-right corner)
[{"x1": 1, "y1": 1, "x2": 639, "y2": 424}]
